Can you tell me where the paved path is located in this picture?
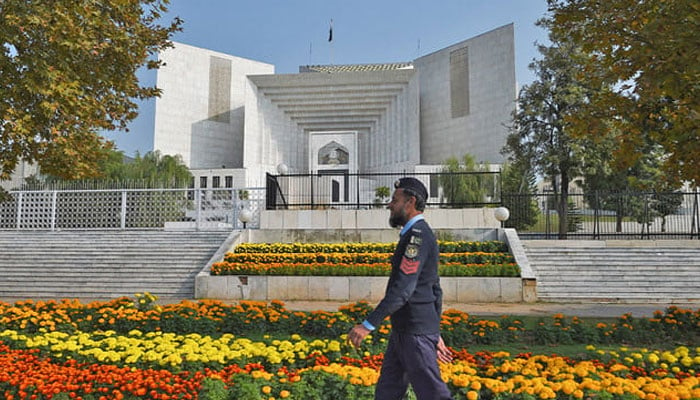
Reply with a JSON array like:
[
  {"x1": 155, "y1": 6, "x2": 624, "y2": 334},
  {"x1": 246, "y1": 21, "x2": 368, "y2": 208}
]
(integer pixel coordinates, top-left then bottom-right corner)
[{"x1": 282, "y1": 301, "x2": 699, "y2": 318}]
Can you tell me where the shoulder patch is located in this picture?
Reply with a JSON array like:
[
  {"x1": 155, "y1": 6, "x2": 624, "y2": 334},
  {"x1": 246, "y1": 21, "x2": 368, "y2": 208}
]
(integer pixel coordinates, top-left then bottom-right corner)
[
  {"x1": 404, "y1": 244, "x2": 419, "y2": 259},
  {"x1": 399, "y1": 257, "x2": 419, "y2": 274},
  {"x1": 409, "y1": 235, "x2": 422, "y2": 245}
]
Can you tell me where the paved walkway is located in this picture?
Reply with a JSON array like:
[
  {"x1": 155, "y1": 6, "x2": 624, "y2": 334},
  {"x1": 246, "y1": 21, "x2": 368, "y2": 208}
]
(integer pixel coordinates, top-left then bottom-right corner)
[{"x1": 281, "y1": 300, "x2": 699, "y2": 318}]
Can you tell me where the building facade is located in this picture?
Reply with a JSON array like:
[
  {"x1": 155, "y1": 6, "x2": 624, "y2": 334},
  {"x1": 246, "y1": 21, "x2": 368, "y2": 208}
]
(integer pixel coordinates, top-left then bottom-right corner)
[{"x1": 153, "y1": 24, "x2": 516, "y2": 193}]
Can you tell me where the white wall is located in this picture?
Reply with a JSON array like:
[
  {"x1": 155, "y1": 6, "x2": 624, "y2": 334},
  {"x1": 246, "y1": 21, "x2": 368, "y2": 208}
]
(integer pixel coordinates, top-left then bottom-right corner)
[{"x1": 154, "y1": 42, "x2": 274, "y2": 169}]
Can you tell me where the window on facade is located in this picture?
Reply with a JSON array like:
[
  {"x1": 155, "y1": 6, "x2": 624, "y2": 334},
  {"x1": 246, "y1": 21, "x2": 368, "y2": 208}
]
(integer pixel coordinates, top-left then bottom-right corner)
[
  {"x1": 430, "y1": 174, "x2": 439, "y2": 199},
  {"x1": 200, "y1": 176, "x2": 208, "y2": 188},
  {"x1": 450, "y1": 46, "x2": 470, "y2": 118},
  {"x1": 225, "y1": 176, "x2": 233, "y2": 188},
  {"x1": 212, "y1": 176, "x2": 220, "y2": 188}
]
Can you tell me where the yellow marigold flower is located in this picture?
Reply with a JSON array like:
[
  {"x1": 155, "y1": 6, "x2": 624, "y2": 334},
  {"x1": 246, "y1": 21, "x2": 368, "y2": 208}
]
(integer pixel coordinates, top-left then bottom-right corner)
[
  {"x1": 262, "y1": 386, "x2": 272, "y2": 394},
  {"x1": 280, "y1": 390, "x2": 290, "y2": 398},
  {"x1": 466, "y1": 390, "x2": 478, "y2": 400}
]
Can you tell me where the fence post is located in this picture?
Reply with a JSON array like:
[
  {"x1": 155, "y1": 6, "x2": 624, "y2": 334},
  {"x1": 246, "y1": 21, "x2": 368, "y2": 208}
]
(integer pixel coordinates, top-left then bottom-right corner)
[
  {"x1": 195, "y1": 189, "x2": 201, "y2": 231},
  {"x1": 120, "y1": 190, "x2": 127, "y2": 229},
  {"x1": 593, "y1": 191, "x2": 599, "y2": 240},
  {"x1": 692, "y1": 188, "x2": 699, "y2": 239},
  {"x1": 356, "y1": 173, "x2": 360, "y2": 209},
  {"x1": 544, "y1": 192, "x2": 550, "y2": 239},
  {"x1": 231, "y1": 188, "x2": 237, "y2": 227},
  {"x1": 51, "y1": 191, "x2": 57, "y2": 231},
  {"x1": 311, "y1": 173, "x2": 315, "y2": 210},
  {"x1": 16, "y1": 192, "x2": 22, "y2": 229}
]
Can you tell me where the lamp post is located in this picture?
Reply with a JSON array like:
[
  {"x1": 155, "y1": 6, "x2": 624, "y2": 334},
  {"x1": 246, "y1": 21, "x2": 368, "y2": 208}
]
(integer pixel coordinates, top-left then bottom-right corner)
[
  {"x1": 276, "y1": 163, "x2": 288, "y2": 175},
  {"x1": 494, "y1": 206, "x2": 510, "y2": 228},
  {"x1": 238, "y1": 208, "x2": 252, "y2": 229}
]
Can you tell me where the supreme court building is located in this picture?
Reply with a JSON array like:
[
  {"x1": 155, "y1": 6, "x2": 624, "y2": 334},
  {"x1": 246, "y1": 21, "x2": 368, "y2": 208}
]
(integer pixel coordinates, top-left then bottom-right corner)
[{"x1": 153, "y1": 24, "x2": 516, "y2": 199}]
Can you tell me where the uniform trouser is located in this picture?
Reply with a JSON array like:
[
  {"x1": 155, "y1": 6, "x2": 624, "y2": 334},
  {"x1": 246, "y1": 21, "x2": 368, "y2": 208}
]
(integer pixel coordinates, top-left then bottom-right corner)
[{"x1": 375, "y1": 331, "x2": 453, "y2": 400}]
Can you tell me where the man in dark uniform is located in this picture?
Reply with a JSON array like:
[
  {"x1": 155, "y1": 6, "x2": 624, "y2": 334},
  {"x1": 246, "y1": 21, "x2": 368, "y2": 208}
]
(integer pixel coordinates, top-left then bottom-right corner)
[{"x1": 348, "y1": 177, "x2": 453, "y2": 400}]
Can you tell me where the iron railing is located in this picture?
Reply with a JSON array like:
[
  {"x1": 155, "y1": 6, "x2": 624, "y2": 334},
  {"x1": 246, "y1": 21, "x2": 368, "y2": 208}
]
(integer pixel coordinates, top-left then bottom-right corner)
[
  {"x1": 3, "y1": 181, "x2": 698, "y2": 239},
  {"x1": 266, "y1": 171, "x2": 502, "y2": 210},
  {"x1": 503, "y1": 190, "x2": 700, "y2": 239},
  {"x1": 0, "y1": 187, "x2": 265, "y2": 231}
]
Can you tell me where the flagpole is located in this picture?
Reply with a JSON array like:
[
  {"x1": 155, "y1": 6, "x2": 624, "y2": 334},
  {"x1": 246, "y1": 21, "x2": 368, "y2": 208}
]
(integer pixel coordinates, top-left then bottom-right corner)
[{"x1": 328, "y1": 19, "x2": 334, "y2": 65}]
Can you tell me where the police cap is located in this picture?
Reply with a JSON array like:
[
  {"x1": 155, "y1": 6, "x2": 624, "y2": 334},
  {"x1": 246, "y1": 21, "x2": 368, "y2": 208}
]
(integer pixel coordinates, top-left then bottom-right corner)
[{"x1": 394, "y1": 177, "x2": 428, "y2": 201}]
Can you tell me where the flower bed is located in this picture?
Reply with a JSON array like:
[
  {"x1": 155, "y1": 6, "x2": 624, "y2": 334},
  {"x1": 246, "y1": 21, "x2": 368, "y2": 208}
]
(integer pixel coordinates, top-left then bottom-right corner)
[
  {"x1": 211, "y1": 241, "x2": 519, "y2": 277},
  {"x1": 1, "y1": 295, "x2": 699, "y2": 399}
]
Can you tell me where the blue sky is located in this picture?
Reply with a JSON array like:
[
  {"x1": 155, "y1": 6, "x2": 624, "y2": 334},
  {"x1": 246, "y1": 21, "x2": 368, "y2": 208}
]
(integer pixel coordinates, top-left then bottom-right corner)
[{"x1": 104, "y1": 0, "x2": 550, "y2": 156}]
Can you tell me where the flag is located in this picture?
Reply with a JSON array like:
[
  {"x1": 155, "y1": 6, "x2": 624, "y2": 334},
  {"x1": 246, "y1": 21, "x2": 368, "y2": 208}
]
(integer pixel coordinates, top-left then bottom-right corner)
[{"x1": 328, "y1": 19, "x2": 333, "y2": 42}]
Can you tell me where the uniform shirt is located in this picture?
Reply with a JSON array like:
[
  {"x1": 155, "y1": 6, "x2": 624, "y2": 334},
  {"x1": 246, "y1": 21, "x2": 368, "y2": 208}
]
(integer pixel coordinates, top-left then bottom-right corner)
[{"x1": 365, "y1": 217, "x2": 443, "y2": 334}]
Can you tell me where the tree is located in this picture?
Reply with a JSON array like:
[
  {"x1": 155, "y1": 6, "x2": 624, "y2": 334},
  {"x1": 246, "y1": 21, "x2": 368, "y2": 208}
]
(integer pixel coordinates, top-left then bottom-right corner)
[
  {"x1": 548, "y1": 0, "x2": 700, "y2": 186},
  {"x1": 116, "y1": 150, "x2": 192, "y2": 188},
  {"x1": 579, "y1": 124, "x2": 683, "y2": 233},
  {"x1": 651, "y1": 190, "x2": 684, "y2": 233},
  {"x1": 500, "y1": 160, "x2": 539, "y2": 231},
  {"x1": 503, "y1": 27, "x2": 593, "y2": 238},
  {"x1": 439, "y1": 154, "x2": 489, "y2": 207},
  {"x1": 373, "y1": 186, "x2": 390, "y2": 208},
  {"x1": 0, "y1": 0, "x2": 182, "y2": 182}
]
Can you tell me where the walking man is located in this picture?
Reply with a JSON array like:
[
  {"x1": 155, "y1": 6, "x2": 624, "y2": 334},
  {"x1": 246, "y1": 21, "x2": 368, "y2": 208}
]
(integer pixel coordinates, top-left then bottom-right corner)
[{"x1": 348, "y1": 177, "x2": 453, "y2": 400}]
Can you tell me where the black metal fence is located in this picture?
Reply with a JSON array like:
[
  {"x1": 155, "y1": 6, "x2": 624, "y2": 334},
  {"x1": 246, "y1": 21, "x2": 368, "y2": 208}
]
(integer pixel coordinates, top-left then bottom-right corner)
[
  {"x1": 266, "y1": 171, "x2": 502, "y2": 210},
  {"x1": 266, "y1": 172, "x2": 699, "y2": 239},
  {"x1": 503, "y1": 190, "x2": 700, "y2": 240}
]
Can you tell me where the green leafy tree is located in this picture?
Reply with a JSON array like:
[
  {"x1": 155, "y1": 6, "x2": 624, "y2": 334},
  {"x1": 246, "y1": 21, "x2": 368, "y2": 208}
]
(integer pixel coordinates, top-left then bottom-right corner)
[
  {"x1": 373, "y1": 185, "x2": 390, "y2": 207},
  {"x1": 548, "y1": 0, "x2": 700, "y2": 186},
  {"x1": 651, "y1": 190, "x2": 684, "y2": 233},
  {"x1": 0, "y1": 0, "x2": 182, "y2": 183},
  {"x1": 439, "y1": 154, "x2": 488, "y2": 207},
  {"x1": 116, "y1": 150, "x2": 192, "y2": 188},
  {"x1": 500, "y1": 161, "x2": 539, "y2": 231},
  {"x1": 503, "y1": 26, "x2": 593, "y2": 238},
  {"x1": 580, "y1": 127, "x2": 683, "y2": 232}
]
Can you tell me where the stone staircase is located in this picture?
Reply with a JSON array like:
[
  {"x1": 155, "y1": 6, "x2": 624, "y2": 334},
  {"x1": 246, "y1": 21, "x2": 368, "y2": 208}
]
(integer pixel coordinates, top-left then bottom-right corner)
[
  {"x1": 523, "y1": 241, "x2": 700, "y2": 303},
  {"x1": 0, "y1": 230, "x2": 232, "y2": 301}
]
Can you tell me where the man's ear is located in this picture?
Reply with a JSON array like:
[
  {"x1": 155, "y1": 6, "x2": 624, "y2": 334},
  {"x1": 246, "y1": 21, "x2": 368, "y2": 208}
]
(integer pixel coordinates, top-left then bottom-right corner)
[{"x1": 406, "y1": 194, "x2": 417, "y2": 209}]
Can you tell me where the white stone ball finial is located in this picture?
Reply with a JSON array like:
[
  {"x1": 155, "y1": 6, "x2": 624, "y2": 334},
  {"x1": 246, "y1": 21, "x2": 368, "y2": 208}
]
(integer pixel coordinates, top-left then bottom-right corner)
[
  {"x1": 239, "y1": 208, "x2": 253, "y2": 228},
  {"x1": 277, "y1": 163, "x2": 289, "y2": 175},
  {"x1": 494, "y1": 206, "x2": 510, "y2": 222}
]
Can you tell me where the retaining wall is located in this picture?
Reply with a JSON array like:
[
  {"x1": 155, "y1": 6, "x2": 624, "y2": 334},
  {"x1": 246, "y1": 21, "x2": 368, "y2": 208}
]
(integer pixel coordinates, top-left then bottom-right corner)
[{"x1": 195, "y1": 226, "x2": 536, "y2": 303}]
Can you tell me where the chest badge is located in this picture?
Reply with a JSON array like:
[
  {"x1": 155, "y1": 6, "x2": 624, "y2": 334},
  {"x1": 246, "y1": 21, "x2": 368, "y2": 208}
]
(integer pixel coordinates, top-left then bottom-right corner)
[{"x1": 405, "y1": 244, "x2": 419, "y2": 259}]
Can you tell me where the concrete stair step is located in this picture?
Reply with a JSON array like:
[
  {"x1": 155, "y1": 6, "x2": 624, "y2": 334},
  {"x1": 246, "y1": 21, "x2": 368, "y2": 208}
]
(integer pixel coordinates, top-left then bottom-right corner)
[
  {"x1": 538, "y1": 283, "x2": 696, "y2": 288},
  {"x1": 1, "y1": 255, "x2": 212, "y2": 261},
  {"x1": 533, "y1": 263, "x2": 698, "y2": 268},
  {"x1": 0, "y1": 230, "x2": 233, "y2": 300},
  {"x1": 1, "y1": 272, "x2": 199, "y2": 279},
  {"x1": 524, "y1": 242, "x2": 700, "y2": 302},
  {"x1": 0, "y1": 289, "x2": 195, "y2": 298}
]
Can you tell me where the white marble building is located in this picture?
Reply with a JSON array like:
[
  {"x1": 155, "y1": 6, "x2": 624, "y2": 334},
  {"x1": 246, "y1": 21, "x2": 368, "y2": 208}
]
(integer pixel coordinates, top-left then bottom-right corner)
[{"x1": 153, "y1": 24, "x2": 516, "y2": 191}]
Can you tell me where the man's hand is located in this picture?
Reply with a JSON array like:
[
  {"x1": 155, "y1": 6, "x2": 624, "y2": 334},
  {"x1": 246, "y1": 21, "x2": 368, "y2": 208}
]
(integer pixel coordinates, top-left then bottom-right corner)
[
  {"x1": 348, "y1": 324, "x2": 371, "y2": 349},
  {"x1": 436, "y1": 336, "x2": 453, "y2": 364}
]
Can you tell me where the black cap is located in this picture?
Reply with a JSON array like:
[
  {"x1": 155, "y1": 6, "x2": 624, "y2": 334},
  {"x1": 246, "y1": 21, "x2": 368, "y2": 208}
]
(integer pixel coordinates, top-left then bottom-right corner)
[{"x1": 394, "y1": 177, "x2": 428, "y2": 201}]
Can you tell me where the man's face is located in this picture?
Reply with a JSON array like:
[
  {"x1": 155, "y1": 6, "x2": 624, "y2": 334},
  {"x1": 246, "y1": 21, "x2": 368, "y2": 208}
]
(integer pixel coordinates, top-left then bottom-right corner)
[{"x1": 387, "y1": 189, "x2": 411, "y2": 228}]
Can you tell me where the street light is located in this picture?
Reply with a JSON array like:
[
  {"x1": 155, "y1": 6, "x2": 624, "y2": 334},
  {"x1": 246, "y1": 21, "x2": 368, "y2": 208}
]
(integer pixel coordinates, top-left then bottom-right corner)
[
  {"x1": 494, "y1": 206, "x2": 510, "y2": 227},
  {"x1": 277, "y1": 163, "x2": 288, "y2": 175},
  {"x1": 238, "y1": 208, "x2": 252, "y2": 229}
]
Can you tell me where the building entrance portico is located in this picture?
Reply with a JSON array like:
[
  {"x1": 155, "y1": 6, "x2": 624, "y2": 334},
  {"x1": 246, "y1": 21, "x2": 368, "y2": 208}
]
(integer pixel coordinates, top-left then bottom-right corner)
[{"x1": 309, "y1": 131, "x2": 357, "y2": 204}]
